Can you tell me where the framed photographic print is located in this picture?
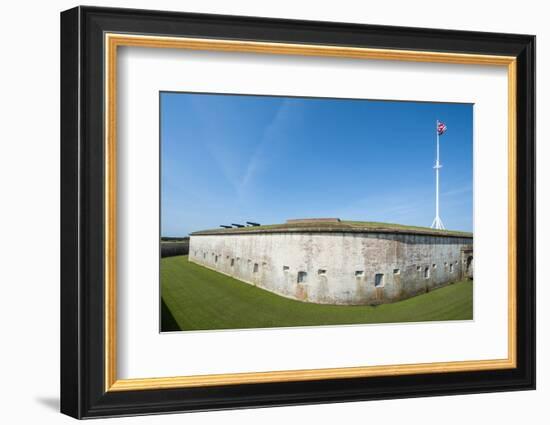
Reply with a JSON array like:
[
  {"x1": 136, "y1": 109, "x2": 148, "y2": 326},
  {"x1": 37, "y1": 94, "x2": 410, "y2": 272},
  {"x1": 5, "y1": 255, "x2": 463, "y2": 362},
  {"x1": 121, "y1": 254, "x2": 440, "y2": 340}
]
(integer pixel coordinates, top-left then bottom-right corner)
[{"x1": 60, "y1": 6, "x2": 535, "y2": 419}]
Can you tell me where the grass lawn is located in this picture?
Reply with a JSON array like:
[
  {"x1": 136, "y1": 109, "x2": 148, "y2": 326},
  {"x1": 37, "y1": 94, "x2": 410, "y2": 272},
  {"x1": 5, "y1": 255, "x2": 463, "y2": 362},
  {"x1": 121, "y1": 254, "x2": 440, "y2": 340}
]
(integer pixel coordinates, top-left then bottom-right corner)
[
  {"x1": 192, "y1": 220, "x2": 472, "y2": 237},
  {"x1": 161, "y1": 256, "x2": 473, "y2": 331}
]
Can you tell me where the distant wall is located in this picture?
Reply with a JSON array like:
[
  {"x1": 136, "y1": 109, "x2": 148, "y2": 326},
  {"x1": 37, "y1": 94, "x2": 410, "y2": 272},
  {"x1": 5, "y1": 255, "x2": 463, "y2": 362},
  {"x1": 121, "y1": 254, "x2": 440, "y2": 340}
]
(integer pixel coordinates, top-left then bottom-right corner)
[
  {"x1": 161, "y1": 241, "x2": 189, "y2": 258},
  {"x1": 188, "y1": 232, "x2": 473, "y2": 305}
]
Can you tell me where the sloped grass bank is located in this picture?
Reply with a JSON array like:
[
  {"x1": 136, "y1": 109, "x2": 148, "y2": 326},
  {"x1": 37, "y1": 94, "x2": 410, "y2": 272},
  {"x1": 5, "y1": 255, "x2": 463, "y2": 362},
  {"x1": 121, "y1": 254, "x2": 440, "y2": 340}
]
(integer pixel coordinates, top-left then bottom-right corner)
[{"x1": 161, "y1": 256, "x2": 473, "y2": 331}]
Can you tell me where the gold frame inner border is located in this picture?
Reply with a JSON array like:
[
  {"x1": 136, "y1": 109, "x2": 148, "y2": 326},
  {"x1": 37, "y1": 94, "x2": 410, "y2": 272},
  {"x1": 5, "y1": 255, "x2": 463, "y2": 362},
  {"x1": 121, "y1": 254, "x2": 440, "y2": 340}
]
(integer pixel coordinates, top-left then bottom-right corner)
[{"x1": 104, "y1": 33, "x2": 517, "y2": 392}]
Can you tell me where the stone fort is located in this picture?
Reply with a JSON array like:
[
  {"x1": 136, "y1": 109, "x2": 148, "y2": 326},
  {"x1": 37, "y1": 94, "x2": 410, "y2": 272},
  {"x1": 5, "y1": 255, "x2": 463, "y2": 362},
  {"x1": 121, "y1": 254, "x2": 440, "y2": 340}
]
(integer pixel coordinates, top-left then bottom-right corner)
[{"x1": 188, "y1": 218, "x2": 473, "y2": 305}]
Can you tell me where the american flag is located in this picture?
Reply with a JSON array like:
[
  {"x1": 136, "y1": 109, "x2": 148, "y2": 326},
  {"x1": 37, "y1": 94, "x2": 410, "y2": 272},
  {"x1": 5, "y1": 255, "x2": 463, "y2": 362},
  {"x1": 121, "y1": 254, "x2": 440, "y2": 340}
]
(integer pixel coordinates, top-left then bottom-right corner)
[{"x1": 437, "y1": 121, "x2": 447, "y2": 136}]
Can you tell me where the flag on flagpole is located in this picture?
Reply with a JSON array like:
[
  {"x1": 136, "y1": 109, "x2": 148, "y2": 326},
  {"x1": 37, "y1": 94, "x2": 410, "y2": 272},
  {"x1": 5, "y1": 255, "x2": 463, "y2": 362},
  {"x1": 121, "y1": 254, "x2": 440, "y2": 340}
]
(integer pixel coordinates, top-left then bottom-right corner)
[{"x1": 437, "y1": 121, "x2": 447, "y2": 136}]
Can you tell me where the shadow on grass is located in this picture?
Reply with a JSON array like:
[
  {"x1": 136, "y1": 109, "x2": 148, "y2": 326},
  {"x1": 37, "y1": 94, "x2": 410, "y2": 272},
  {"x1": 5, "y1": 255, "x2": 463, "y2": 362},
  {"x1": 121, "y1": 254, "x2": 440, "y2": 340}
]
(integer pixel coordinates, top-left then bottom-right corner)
[{"x1": 161, "y1": 298, "x2": 181, "y2": 332}]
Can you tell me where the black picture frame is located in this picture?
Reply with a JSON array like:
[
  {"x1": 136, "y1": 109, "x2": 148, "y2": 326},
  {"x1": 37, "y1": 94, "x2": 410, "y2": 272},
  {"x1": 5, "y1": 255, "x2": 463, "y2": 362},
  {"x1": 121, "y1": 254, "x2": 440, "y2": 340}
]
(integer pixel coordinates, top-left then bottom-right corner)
[{"x1": 61, "y1": 5, "x2": 535, "y2": 419}]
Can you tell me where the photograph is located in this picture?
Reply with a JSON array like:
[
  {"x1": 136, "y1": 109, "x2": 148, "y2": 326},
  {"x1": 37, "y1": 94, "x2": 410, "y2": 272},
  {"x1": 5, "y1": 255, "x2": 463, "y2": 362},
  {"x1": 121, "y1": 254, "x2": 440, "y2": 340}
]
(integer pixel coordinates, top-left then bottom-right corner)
[
  {"x1": 159, "y1": 92, "x2": 474, "y2": 332},
  {"x1": 57, "y1": 5, "x2": 535, "y2": 419}
]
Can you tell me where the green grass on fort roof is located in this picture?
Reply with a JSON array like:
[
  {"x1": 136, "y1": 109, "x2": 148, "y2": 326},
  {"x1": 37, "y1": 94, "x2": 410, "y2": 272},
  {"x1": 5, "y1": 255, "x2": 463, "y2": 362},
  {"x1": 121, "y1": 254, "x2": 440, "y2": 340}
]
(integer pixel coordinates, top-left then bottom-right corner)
[
  {"x1": 344, "y1": 220, "x2": 464, "y2": 232},
  {"x1": 192, "y1": 220, "x2": 472, "y2": 237},
  {"x1": 161, "y1": 256, "x2": 473, "y2": 332}
]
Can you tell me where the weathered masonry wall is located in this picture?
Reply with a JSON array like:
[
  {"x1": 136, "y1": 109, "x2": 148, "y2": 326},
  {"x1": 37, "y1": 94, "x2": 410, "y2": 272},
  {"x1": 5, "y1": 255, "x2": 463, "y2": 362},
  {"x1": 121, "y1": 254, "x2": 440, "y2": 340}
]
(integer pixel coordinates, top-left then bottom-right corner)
[{"x1": 188, "y1": 232, "x2": 473, "y2": 305}]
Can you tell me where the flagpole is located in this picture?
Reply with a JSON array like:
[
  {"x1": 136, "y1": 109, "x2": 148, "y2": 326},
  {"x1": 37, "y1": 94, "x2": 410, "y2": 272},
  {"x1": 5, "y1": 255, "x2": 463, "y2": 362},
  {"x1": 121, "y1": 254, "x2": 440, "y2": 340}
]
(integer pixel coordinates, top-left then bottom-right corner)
[
  {"x1": 431, "y1": 120, "x2": 445, "y2": 230},
  {"x1": 436, "y1": 120, "x2": 439, "y2": 221}
]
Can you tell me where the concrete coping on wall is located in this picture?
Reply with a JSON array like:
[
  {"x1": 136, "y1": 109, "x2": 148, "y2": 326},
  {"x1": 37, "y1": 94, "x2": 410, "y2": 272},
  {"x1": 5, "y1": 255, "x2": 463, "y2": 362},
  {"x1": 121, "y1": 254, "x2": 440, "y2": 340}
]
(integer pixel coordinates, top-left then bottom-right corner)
[{"x1": 190, "y1": 221, "x2": 473, "y2": 239}]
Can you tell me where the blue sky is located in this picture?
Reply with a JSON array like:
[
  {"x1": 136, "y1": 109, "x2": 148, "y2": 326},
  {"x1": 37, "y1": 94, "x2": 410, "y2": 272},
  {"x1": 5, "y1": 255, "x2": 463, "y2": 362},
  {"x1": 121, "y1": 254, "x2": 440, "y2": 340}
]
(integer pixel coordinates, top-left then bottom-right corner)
[{"x1": 161, "y1": 92, "x2": 473, "y2": 236}]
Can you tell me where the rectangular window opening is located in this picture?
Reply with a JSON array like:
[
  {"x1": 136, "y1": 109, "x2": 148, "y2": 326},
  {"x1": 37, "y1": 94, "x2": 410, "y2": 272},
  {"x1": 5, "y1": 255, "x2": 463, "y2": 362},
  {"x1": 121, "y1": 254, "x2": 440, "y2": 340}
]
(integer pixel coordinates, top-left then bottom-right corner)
[
  {"x1": 374, "y1": 273, "x2": 385, "y2": 288},
  {"x1": 393, "y1": 268, "x2": 400, "y2": 275},
  {"x1": 318, "y1": 269, "x2": 327, "y2": 275},
  {"x1": 297, "y1": 271, "x2": 307, "y2": 283},
  {"x1": 253, "y1": 263, "x2": 259, "y2": 273},
  {"x1": 283, "y1": 265, "x2": 290, "y2": 272},
  {"x1": 355, "y1": 270, "x2": 364, "y2": 277}
]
